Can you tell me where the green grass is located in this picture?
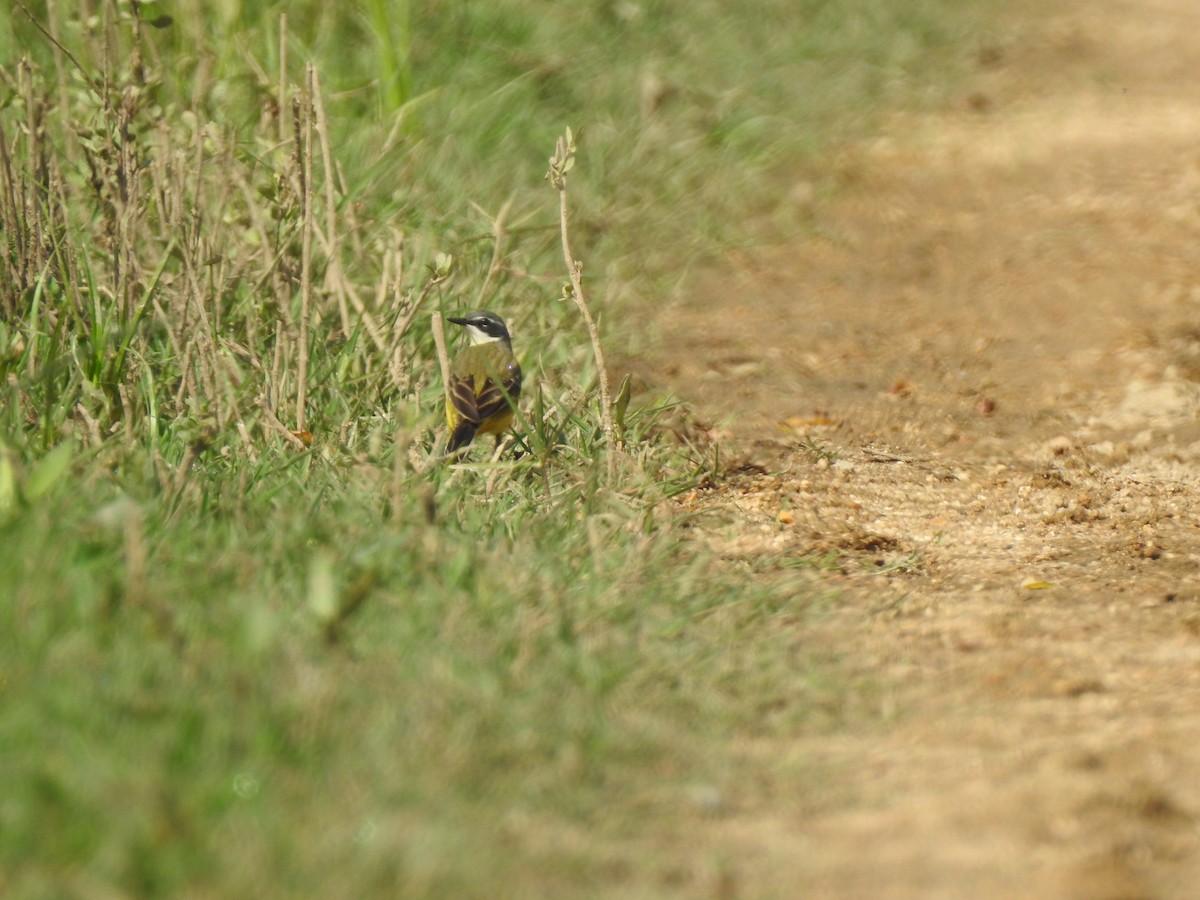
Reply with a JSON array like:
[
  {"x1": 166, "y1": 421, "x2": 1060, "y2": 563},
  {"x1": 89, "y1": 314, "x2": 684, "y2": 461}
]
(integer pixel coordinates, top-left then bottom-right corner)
[
  {"x1": 1, "y1": 434, "x2": 853, "y2": 897},
  {"x1": 1, "y1": 1, "x2": 999, "y2": 895}
]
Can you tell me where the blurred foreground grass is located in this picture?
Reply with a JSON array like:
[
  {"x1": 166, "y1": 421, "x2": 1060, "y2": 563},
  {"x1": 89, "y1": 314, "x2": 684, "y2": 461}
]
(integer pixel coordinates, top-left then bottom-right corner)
[{"x1": 2, "y1": 1, "x2": 996, "y2": 895}]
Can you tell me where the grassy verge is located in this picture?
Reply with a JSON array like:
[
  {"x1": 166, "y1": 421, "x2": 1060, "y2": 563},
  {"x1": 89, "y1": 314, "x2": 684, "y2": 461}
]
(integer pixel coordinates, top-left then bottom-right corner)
[{"x1": 2, "y1": 1, "x2": 997, "y2": 895}]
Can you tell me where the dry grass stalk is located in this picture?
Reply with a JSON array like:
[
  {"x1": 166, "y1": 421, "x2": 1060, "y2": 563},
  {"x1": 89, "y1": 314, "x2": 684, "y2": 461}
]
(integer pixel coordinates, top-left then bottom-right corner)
[
  {"x1": 277, "y1": 14, "x2": 288, "y2": 144},
  {"x1": 390, "y1": 264, "x2": 449, "y2": 389},
  {"x1": 259, "y1": 395, "x2": 309, "y2": 450},
  {"x1": 430, "y1": 310, "x2": 451, "y2": 408},
  {"x1": 308, "y1": 67, "x2": 358, "y2": 341},
  {"x1": 546, "y1": 128, "x2": 620, "y2": 457},
  {"x1": 296, "y1": 66, "x2": 315, "y2": 434}
]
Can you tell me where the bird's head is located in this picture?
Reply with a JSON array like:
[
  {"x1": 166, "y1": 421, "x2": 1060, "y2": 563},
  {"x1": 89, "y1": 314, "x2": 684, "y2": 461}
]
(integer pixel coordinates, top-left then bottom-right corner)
[{"x1": 448, "y1": 310, "x2": 513, "y2": 348}]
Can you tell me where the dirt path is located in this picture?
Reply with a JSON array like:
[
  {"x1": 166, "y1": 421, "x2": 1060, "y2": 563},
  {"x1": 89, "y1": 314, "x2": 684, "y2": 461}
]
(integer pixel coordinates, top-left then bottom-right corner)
[{"x1": 647, "y1": 1, "x2": 1200, "y2": 896}]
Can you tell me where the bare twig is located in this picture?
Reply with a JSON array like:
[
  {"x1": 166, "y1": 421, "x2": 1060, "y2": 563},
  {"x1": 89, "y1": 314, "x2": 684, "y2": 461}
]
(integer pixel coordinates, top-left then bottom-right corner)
[
  {"x1": 473, "y1": 195, "x2": 514, "y2": 307},
  {"x1": 546, "y1": 128, "x2": 619, "y2": 455},
  {"x1": 14, "y1": 2, "x2": 97, "y2": 93},
  {"x1": 394, "y1": 266, "x2": 450, "y2": 349}
]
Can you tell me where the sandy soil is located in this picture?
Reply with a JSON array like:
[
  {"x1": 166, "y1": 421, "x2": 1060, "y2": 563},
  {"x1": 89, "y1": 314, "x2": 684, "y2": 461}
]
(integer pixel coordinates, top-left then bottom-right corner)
[{"x1": 646, "y1": 1, "x2": 1200, "y2": 895}]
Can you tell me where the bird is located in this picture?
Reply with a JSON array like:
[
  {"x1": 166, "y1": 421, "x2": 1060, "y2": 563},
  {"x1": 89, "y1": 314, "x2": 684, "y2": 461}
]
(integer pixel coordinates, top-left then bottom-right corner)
[{"x1": 444, "y1": 310, "x2": 522, "y2": 454}]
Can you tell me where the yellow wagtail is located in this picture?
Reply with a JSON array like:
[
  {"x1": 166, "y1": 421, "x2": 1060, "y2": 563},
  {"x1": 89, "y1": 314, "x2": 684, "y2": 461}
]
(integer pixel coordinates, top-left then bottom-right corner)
[{"x1": 445, "y1": 310, "x2": 522, "y2": 454}]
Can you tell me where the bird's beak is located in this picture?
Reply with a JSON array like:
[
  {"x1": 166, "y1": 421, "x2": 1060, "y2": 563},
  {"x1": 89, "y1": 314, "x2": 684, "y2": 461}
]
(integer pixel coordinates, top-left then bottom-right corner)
[{"x1": 447, "y1": 316, "x2": 469, "y2": 326}]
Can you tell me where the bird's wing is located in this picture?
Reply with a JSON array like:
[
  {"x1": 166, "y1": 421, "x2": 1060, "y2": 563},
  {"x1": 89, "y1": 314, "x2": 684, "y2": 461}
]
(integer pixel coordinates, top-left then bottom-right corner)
[
  {"x1": 449, "y1": 372, "x2": 483, "y2": 427},
  {"x1": 449, "y1": 359, "x2": 521, "y2": 426},
  {"x1": 473, "y1": 362, "x2": 521, "y2": 423}
]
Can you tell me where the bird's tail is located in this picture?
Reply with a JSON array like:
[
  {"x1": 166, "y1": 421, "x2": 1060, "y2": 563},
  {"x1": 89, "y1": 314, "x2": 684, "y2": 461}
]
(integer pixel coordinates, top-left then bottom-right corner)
[{"x1": 446, "y1": 421, "x2": 478, "y2": 454}]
